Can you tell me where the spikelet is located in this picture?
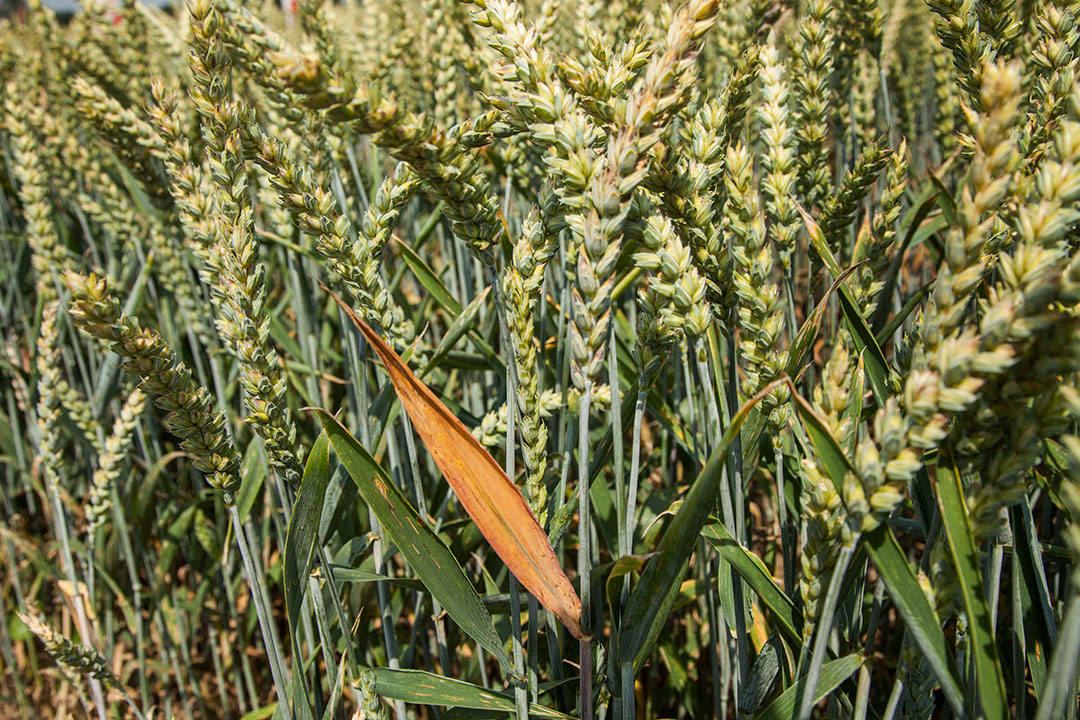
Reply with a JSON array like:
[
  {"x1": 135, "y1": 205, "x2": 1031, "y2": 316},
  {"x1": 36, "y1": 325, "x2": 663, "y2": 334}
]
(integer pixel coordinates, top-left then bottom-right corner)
[
  {"x1": 54, "y1": 379, "x2": 102, "y2": 454},
  {"x1": 900, "y1": 641, "x2": 937, "y2": 720},
  {"x1": 926, "y1": 0, "x2": 991, "y2": 105},
  {"x1": 242, "y1": 120, "x2": 412, "y2": 349},
  {"x1": 35, "y1": 304, "x2": 67, "y2": 496},
  {"x1": 855, "y1": 64, "x2": 1058, "y2": 531},
  {"x1": 69, "y1": 77, "x2": 173, "y2": 211},
  {"x1": 473, "y1": 386, "x2": 613, "y2": 448},
  {"x1": 86, "y1": 387, "x2": 146, "y2": 535},
  {"x1": 503, "y1": 206, "x2": 558, "y2": 522},
  {"x1": 358, "y1": 164, "x2": 421, "y2": 324},
  {"x1": 18, "y1": 611, "x2": 120, "y2": 690},
  {"x1": 724, "y1": 144, "x2": 788, "y2": 423},
  {"x1": 793, "y1": 0, "x2": 834, "y2": 213},
  {"x1": 960, "y1": 107, "x2": 1080, "y2": 542},
  {"x1": 975, "y1": 0, "x2": 1021, "y2": 57},
  {"x1": 354, "y1": 670, "x2": 390, "y2": 720},
  {"x1": 856, "y1": 139, "x2": 909, "y2": 318},
  {"x1": 647, "y1": 46, "x2": 758, "y2": 321},
  {"x1": 188, "y1": 0, "x2": 306, "y2": 486},
  {"x1": 818, "y1": 139, "x2": 891, "y2": 261},
  {"x1": 933, "y1": 34, "x2": 963, "y2": 156},
  {"x1": 757, "y1": 36, "x2": 799, "y2": 270},
  {"x1": 65, "y1": 272, "x2": 242, "y2": 498},
  {"x1": 5, "y1": 93, "x2": 68, "y2": 302},
  {"x1": 799, "y1": 340, "x2": 851, "y2": 638},
  {"x1": 1024, "y1": 3, "x2": 1079, "y2": 168}
]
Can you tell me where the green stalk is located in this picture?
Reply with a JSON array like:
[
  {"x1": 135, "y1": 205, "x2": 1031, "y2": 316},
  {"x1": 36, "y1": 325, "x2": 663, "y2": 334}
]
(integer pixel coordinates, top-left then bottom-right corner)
[
  {"x1": 609, "y1": 329, "x2": 627, "y2": 720},
  {"x1": 228, "y1": 504, "x2": 292, "y2": 720},
  {"x1": 776, "y1": 438, "x2": 794, "y2": 596},
  {"x1": 610, "y1": 331, "x2": 627, "y2": 560},
  {"x1": 623, "y1": 384, "x2": 648, "y2": 561},
  {"x1": 491, "y1": 263, "x2": 529, "y2": 720},
  {"x1": 854, "y1": 579, "x2": 886, "y2": 720},
  {"x1": 693, "y1": 337, "x2": 722, "y2": 450},
  {"x1": 679, "y1": 346, "x2": 703, "y2": 460},
  {"x1": 528, "y1": 594, "x2": 540, "y2": 704},
  {"x1": 881, "y1": 671, "x2": 904, "y2": 720},
  {"x1": 722, "y1": 333, "x2": 750, "y2": 705},
  {"x1": 168, "y1": 583, "x2": 209, "y2": 718},
  {"x1": 578, "y1": 382, "x2": 594, "y2": 720},
  {"x1": 1012, "y1": 545, "x2": 1026, "y2": 720},
  {"x1": 243, "y1": 514, "x2": 290, "y2": 686},
  {"x1": 151, "y1": 582, "x2": 194, "y2": 719},
  {"x1": 219, "y1": 561, "x2": 260, "y2": 711},
  {"x1": 705, "y1": 545, "x2": 724, "y2": 720},
  {"x1": 43, "y1": 467, "x2": 108, "y2": 720},
  {"x1": 207, "y1": 624, "x2": 233, "y2": 720},
  {"x1": 108, "y1": 483, "x2": 149, "y2": 710},
  {"x1": 308, "y1": 575, "x2": 339, "y2": 689}
]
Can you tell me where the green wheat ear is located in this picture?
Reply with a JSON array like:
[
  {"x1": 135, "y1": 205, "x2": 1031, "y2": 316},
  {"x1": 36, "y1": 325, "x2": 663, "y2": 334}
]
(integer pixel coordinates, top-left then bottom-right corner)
[
  {"x1": 65, "y1": 272, "x2": 242, "y2": 498},
  {"x1": 19, "y1": 611, "x2": 120, "y2": 690}
]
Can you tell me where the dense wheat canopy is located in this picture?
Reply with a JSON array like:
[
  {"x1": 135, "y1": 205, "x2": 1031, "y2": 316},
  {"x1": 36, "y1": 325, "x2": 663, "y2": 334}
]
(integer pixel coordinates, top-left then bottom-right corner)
[{"x1": 2, "y1": 0, "x2": 1080, "y2": 718}]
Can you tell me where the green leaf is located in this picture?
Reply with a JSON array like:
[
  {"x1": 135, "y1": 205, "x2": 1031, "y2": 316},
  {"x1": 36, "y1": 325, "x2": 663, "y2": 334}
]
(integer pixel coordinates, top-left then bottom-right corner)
[
  {"x1": 289, "y1": 666, "x2": 315, "y2": 720},
  {"x1": 325, "y1": 566, "x2": 426, "y2": 592},
  {"x1": 604, "y1": 554, "x2": 654, "y2": 621},
  {"x1": 590, "y1": 464, "x2": 619, "y2": 554},
  {"x1": 845, "y1": 353, "x2": 866, "y2": 456},
  {"x1": 838, "y1": 290, "x2": 893, "y2": 404},
  {"x1": 395, "y1": 237, "x2": 462, "y2": 316},
  {"x1": 268, "y1": 313, "x2": 307, "y2": 366},
  {"x1": 285, "y1": 432, "x2": 330, "y2": 639},
  {"x1": 909, "y1": 467, "x2": 937, "y2": 535},
  {"x1": 154, "y1": 504, "x2": 198, "y2": 584},
  {"x1": 318, "y1": 657, "x2": 347, "y2": 720},
  {"x1": 368, "y1": 669, "x2": 572, "y2": 718},
  {"x1": 870, "y1": 183, "x2": 942, "y2": 334},
  {"x1": 702, "y1": 521, "x2": 801, "y2": 648},
  {"x1": 0, "y1": 409, "x2": 17, "y2": 468},
  {"x1": 784, "y1": 264, "x2": 860, "y2": 381},
  {"x1": 237, "y1": 703, "x2": 278, "y2": 720},
  {"x1": 619, "y1": 383, "x2": 768, "y2": 671},
  {"x1": 420, "y1": 286, "x2": 493, "y2": 377},
  {"x1": 873, "y1": 285, "x2": 929, "y2": 348},
  {"x1": 907, "y1": 214, "x2": 950, "y2": 250},
  {"x1": 93, "y1": 255, "x2": 154, "y2": 417},
  {"x1": 236, "y1": 436, "x2": 267, "y2": 523},
  {"x1": 791, "y1": 392, "x2": 966, "y2": 718},
  {"x1": 866, "y1": 524, "x2": 967, "y2": 716},
  {"x1": 740, "y1": 634, "x2": 781, "y2": 714},
  {"x1": 929, "y1": 174, "x2": 958, "y2": 226},
  {"x1": 755, "y1": 654, "x2": 863, "y2": 720},
  {"x1": 313, "y1": 410, "x2": 512, "y2": 669},
  {"x1": 936, "y1": 451, "x2": 1007, "y2": 719},
  {"x1": 799, "y1": 207, "x2": 893, "y2": 404},
  {"x1": 1010, "y1": 501, "x2": 1054, "y2": 700}
]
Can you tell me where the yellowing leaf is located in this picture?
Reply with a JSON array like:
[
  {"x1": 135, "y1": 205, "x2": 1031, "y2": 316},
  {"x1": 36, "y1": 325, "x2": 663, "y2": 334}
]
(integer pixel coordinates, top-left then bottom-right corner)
[{"x1": 327, "y1": 289, "x2": 584, "y2": 639}]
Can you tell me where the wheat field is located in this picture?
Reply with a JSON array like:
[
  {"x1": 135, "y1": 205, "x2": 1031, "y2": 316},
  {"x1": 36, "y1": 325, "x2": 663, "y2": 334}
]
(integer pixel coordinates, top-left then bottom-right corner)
[{"x1": 1, "y1": 0, "x2": 1079, "y2": 718}]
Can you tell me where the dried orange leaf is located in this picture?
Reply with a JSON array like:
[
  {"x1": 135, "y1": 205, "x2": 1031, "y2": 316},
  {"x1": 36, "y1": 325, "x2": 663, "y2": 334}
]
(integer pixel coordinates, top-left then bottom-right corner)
[{"x1": 327, "y1": 289, "x2": 584, "y2": 639}]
